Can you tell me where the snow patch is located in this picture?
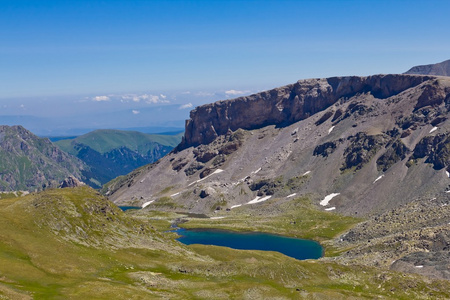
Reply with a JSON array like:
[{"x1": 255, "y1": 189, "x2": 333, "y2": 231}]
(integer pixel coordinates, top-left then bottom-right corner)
[
  {"x1": 211, "y1": 169, "x2": 224, "y2": 175},
  {"x1": 415, "y1": 265, "x2": 424, "y2": 268},
  {"x1": 251, "y1": 167, "x2": 262, "y2": 174},
  {"x1": 328, "y1": 126, "x2": 335, "y2": 134},
  {"x1": 142, "y1": 200, "x2": 155, "y2": 208},
  {"x1": 320, "y1": 193, "x2": 340, "y2": 206},
  {"x1": 446, "y1": 171, "x2": 450, "y2": 178},
  {"x1": 325, "y1": 207, "x2": 336, "y2": 211},
  {"x1": 373, "y1": 175, "x2": 384, "y2": 184},
  {"x1": 210, "y1": 217, "x2": 225, "y2": 220},
  {"x1": 287, "y1": 193, "x2": 297, "y2": 198},
  {"x1": 247, "y1": 195, "x2": 272, "y2": 204},
  {"x1": 429, "y1": 127, "x2": 438, "y2": 133},
  {"x1": 170, "y1": 192, "x2": 180, "y2": 197},
  {"x1": 188, "y1": 169, "x2": 224, "y2": 186},
  {"x1": 302, "y1": 171, "x2": 311, "y2": 176},
  {"x1": 230, "y1": 204, "x2": 242, "y2": 209}
]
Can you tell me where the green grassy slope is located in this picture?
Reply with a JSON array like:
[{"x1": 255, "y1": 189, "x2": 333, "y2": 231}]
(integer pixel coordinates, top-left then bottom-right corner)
[
  {"x1": 55, "y1": 129, "x2": 182, "y2": 155},
  {"x1": 1, "y1": 187, "x2": 449, "y2": 299}
]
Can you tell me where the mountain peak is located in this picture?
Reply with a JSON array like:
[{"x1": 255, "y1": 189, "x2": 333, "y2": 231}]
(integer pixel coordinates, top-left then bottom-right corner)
[{"x1": 404, "y1": 59, "x2": 450, "y2": 76}]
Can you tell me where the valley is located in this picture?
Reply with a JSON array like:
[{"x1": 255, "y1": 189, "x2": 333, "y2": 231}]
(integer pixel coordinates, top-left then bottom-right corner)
[{"x1": 54, "y1": 129, "x2": 182, "y2": 187}]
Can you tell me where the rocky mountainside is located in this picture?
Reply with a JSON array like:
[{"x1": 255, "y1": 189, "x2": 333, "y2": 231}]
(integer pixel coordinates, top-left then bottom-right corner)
[
  {"x1": 105, "y1": 74, "x2": 450, "y2": 216},
  {"x1": 0, "y1": 125, "x2": 88, "y2": 191},
  {"x1": 404, "y1": 59, "x2": 450, "y2": 76},
  {"x1": 102, "y1": 73, "x2": 450, "y2": 283},
  {"x1": 55, "y1": 129, "x2": 182, "y2": 186}
]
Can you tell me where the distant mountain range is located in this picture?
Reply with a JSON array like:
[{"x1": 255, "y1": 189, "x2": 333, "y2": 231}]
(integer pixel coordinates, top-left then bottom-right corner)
[
  {"x1": 54, "y1": 129, "x2": 183, "y2": 186},
  {"x1": 404, "y1": 59, "x2": 450, "y2": 76},
  {"x1": 0, "y1": 126, "x2": 182, "y2": 191}
]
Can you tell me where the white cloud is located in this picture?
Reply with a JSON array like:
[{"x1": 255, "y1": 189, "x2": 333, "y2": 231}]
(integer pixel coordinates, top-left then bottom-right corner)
[
  {"x1": 120, "y1": 94, "x2": 169, "y2": 104},
  {"x1": 20, "y1": 104, "x2": 25, "y2": 109},
  {"x1": 225, "y1": 89, "x2": 250, "y2": 96},
  {"x1": 160, "y1": 94, "x2": 167, "y2": 99},
  {"x1": 92, "y1": 95, "x2": 110, "y2": 101},
  {"x1": 195, "y1": 91, "x2": 215, "y2": 97},
  {"x1": 146, "y1": 95, "x2": 161, "y2": 104},
  {"x1": 132, "y1": 110, "x2": 140, "y2": 115},
  {"x1": 179, "y1": 103, "x2": 193, "y2": 109}
]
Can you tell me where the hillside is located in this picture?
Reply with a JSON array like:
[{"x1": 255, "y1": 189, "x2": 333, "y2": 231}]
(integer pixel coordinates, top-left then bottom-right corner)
[
  {"x1": 1, "y1": 187, "x2": 449, "y2": 298},
  {"x1": 404, "y1": 59, "x2": 450, "y2": 76},
  {"x1": 55, "y1": 129, "x2": 182, "y2": 186},
  {"x1": 105, "y1": 74, "x2": 450, "y2": 217},
  {"x1": 0, "y1": 125, "x2": 88, "y2": 191}
]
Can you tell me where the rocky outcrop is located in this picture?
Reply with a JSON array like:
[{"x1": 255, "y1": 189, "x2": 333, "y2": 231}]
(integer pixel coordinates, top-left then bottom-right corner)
[
  {"x1": 412, "y1": 133, "x2": 450, "y2": 170},
  {"x1": 341, "y1": 133, "x2": 386, "y2": 171},
  {"x1": 405, "y1": 59, "x2": 450, "y2": 76},
  {"x1": 59, "y1": 176, "x2": 85, "y2": 188},
  {"x1": 376, "y1": 139, "x2": 409, "y2": 172},
  {"x1": 179, "y1": 75, "x2": 435, "y2": 149}
]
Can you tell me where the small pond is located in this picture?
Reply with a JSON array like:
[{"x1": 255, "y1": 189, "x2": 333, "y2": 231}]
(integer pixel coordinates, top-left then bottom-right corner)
[
  {"x1": 176, "y1": 228, "x2": 323, "y2": 260},
  {"x1": 118, "y1": 206, "x2": 141, "y2": 211}
]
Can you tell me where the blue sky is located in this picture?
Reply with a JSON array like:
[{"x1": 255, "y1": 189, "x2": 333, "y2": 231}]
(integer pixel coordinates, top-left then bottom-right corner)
[{"x1": 1, "y1": 0, "x2": 449, "y2": 135}]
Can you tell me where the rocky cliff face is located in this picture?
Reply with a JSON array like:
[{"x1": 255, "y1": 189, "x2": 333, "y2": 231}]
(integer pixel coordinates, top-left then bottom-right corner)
[
  {"x1": 0, "y1": 125, "x2": 88, "y2": 191},
  {"x1": 106, "y1": 74, "x2": 450, "y2": 217},
  {"x1": 179, "y1": 75, "x2": 436, "y2": 149},
  {"x1": 404, "y1": 59, "x2": 450, "y2": 76}
]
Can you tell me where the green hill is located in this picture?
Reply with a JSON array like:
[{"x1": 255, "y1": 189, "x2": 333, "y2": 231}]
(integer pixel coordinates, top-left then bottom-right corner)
[
  {"x1": 55, "y1": 129, "x2": 183, "y2": 187},
  {"x1": 1, "y1": 187, "x2": 449, "y2": 299}
]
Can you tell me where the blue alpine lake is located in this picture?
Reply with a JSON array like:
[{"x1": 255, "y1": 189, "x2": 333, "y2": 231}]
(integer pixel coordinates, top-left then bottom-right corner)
[
  {"x1": 176, "y1": 228, "x2": 323, "y2": 260},
  {"x1": 118, "y1": 206, "x2": 141, "y2": 211}
]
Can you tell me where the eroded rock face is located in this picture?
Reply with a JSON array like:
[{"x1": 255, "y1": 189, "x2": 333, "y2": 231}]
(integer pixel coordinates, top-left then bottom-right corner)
[
  {"x1": 59, "y1": 176, "x2": 85, "y2": 188},
  {"x1": 412, "y1": 133, "x2": 450, "y2": 170},
  {"x1": 179, "y1": 75, "x2": 435, "y2": 149}
]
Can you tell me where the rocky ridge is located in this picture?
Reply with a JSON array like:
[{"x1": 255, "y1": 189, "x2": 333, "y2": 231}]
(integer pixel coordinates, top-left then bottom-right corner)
[{"x1": 179, "y1": 74, "x2": 435, "y2": 149}]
